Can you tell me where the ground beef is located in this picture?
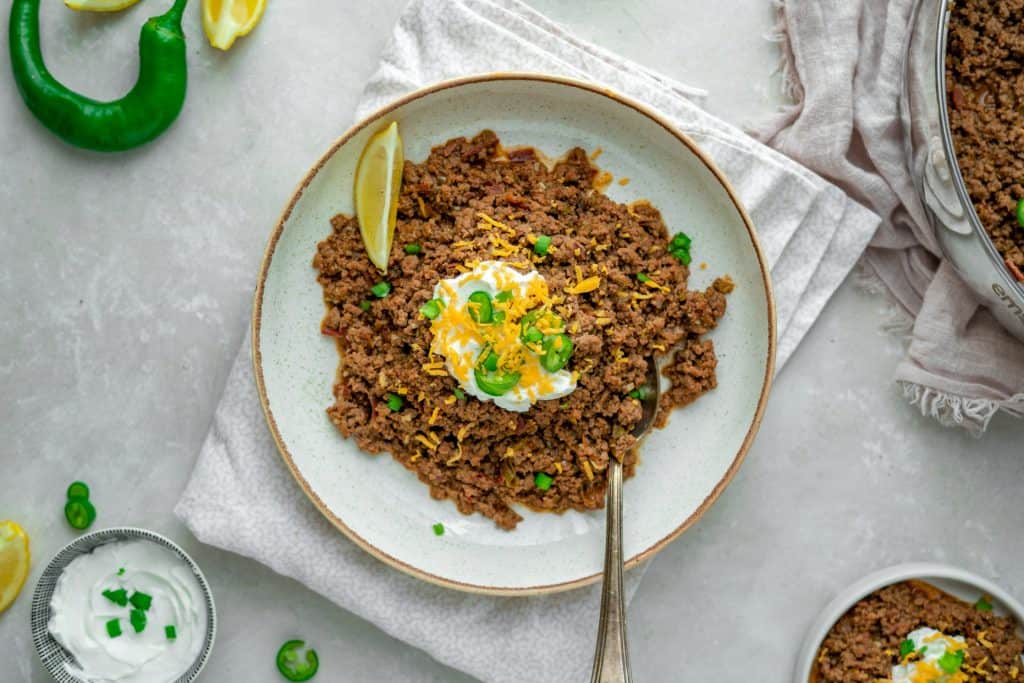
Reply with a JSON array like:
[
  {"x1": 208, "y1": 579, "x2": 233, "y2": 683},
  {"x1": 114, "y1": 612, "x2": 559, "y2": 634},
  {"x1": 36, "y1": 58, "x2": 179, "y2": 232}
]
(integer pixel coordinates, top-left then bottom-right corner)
[
  {"x1": 947, "y1": 0, "x2": 1024, "y2": 282},
  {"x1": 814, "y1": 581, "x2": 1024, "y2": 682},
  {"x1": 313, "y1": 130, "x2": 729, "y2": 529}
]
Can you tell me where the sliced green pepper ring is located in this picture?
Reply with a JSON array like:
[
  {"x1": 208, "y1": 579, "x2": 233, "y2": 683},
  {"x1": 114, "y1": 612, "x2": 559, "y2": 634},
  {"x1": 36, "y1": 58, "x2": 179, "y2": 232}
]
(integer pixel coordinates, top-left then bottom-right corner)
[
  {"x1": 467, "y1": 291, "x2": 494, "y2": 323},
  {"x1": 64, "y1": 499, "x2": 96, "y2": 530},
  {"x1": 474, "y1": 367, "x2": 521, "y2": 396},
  {"x1": 541, "y1": 334, "x2": 574, "y2": 372},
  {"x1": 276, "y1": 640, "x2": 319, "y2": 682},
  {"x1": 66, "y1": 481, "x2": 90, "y2": 501},
  {"x1": 1017, "y1": 198, "x2": 1024, "y2": 229}
]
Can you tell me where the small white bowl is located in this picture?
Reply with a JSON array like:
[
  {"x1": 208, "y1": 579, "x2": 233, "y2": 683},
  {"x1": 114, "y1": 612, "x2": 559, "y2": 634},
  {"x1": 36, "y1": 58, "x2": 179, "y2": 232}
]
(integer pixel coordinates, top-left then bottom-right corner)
[
  {"x1": 31, "y1": 527, "x2": 217, "y2": 683},
  {"x1": 794, "y1": 563, "x2": 1024, "y2": 683}
]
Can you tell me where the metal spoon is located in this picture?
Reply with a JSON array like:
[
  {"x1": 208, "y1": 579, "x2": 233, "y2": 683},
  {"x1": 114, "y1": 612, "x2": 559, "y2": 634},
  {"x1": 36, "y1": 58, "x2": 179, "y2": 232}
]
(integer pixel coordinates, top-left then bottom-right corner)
[{"x1": 591, "y1": 356, "x2": 660, "y2": 683}]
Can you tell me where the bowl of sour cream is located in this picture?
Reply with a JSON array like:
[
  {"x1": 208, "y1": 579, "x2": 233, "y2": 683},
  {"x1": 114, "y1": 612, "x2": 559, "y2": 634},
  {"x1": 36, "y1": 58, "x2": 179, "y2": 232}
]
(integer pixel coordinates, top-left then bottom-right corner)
[{"x1": 31, "y1": 527, "x2": 216, "y2": 683}]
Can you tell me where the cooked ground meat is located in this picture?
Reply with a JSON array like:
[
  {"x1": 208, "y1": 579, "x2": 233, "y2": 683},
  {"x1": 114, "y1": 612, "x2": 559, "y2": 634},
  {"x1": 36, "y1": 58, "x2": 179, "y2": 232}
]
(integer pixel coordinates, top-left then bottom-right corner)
[
  {"x1": 313, "y1": 130, "x2": 730, "y2": 529},
  {"x1": 814, "y1": 581, "x2": 1024, "y2": 682},
  {"x1": 947, "y1": 0, "x2": 1024, "y2": 282}
]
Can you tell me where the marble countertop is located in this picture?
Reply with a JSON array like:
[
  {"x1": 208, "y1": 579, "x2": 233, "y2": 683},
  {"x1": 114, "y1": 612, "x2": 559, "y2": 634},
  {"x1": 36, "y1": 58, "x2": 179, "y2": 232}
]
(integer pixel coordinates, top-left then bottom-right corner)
[{"x1": 3, "y1": 1, "x2": 1022, "y2": 681}]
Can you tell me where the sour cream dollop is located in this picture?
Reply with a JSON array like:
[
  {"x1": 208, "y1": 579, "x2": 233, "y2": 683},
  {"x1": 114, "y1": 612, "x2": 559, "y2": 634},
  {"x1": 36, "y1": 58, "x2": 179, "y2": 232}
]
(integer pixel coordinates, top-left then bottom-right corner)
[
  {"x1": 891, "y1": 627, "x2": 967, "y2": 683},
  {"x1": 48, "y1": 540, "x2": 207, "y2": 683},
  {"x1": 429, "y1": 260, "x2": 577, "y2": 411}
]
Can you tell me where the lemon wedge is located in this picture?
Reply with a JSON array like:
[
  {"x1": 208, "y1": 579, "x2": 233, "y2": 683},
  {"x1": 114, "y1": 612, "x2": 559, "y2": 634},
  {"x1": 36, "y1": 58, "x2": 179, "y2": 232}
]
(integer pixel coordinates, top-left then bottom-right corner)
[
  {"x1": 203, "y1": 0, "x2": 266, "y2": 51},
  {"x1": 355, "y1": 122, "x2": 404, "y2": 273},
  {"x1": 0, "y1": 521, "x2": 30, "y2": 614},
  {"x1": 64, "y1": 0, "x2": 140, "y2": 11}
]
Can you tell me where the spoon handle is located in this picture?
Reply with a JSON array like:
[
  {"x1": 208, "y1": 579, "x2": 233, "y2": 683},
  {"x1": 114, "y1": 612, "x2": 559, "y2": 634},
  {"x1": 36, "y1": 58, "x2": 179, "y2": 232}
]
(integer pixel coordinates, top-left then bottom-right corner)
[{"x1": 591, "y1": 458, "x2": 631, "y2": 683}]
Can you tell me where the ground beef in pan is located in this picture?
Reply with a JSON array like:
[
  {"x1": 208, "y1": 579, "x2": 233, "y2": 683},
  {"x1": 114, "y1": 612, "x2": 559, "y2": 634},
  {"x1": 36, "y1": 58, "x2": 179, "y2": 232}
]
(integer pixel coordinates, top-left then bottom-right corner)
[
  {"x1": 313, "y1": 130, "x2": 731, "y2": 529},
  {"x1": 814, "y1": 581, "x2": 1024, "y2": 682},
  {"x1": 947, "y1": 0, "x2": 1024, "y2": 282}
]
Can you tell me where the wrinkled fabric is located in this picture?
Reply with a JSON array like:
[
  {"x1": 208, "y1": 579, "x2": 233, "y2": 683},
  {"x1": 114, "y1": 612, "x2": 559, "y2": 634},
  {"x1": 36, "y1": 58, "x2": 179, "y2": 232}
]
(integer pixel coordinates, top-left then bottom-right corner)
[{"x1": 756, "y1": 0, "x2": 1024, "y2": 434}]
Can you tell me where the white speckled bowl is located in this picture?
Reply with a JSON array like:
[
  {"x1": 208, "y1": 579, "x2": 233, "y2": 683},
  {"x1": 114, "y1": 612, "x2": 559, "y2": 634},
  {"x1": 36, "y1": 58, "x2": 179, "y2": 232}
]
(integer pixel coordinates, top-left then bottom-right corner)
[
  {"x1": 254, "y1": 73, "x2": 775, "y2": 594},
  {"x1": 794, "y1": 563, "x2": 1024, "y2": 683},
  {"x1": 31, "y1": 527, "x2": 217, "y2": 683}
]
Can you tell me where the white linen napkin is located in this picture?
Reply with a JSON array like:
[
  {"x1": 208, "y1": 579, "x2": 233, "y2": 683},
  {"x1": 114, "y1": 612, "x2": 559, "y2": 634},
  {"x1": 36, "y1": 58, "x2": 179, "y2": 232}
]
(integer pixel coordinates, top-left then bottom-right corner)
[
  {"x1": 176, "y1": 1, "x2": 879, "y2": 681},
  {"x1": 756, "y1": 0, "x2": 1024, "y2": 435}
]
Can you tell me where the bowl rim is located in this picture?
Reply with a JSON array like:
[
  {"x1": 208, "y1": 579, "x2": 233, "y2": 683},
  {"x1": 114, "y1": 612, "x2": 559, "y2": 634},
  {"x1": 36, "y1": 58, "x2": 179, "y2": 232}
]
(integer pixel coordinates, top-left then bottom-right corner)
[
  {"x1": 793, "y1": 562, "x2": 1024, "y2": 683},
  {"x1": 30, "y1": 526, "x2": 217, "y2": 683},
  {"x1": 251, "y1": 71, "x2": 778, "y2": 595}
]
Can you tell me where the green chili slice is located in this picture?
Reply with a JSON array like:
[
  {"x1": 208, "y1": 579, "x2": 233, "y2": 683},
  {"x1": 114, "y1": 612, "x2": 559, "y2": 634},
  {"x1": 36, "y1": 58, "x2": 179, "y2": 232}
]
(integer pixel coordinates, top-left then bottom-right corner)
[
  {"x1": 670, "y1": 247, "x2": 692, "y2": 266},
  {"x1": 106, "y1": 618, "x2": 122, "y2": 639},
  {"x1": 370, "y1": 281, "x2": 392, "y2": 298},
  {"x1": 276, "y1": 640, "x2": 319, "y2": 682},
  {"x1": 669, "y1": 232, "x2": 693, "y2": 251},
  {"x1": 937, "y1": 650, "x2": 964, "y2": 674},
  {"x1": 494, "y1": 290, "x2": 514, "y2": 303},
  {"x1": 534, "y1": 473, "x2": 553, "y2": 491},
  {"x1": 898, "y1": 639, "x2": 915, "y2": 659},
  {"x1": 482, "y1": 352, "x2": 500, "y2": 372},
  {"x1": 540, "y1": 334, "x2": 573, "y2": 372},
  {"x1": 102, "y1": 588, "x2": 128, "y2": 607},
  {"x1": 523, "y1": 327, "x2": 544, "y2": 344},
  {"x1": 66, "y1": 481, "x2": 90, "y2": 501},
  {"x1": 468, "y1": 291, "x2": 493, "y2": 323},
  {"x1": 453, "y1": 387, "x2": 466, "y2": 401},
  {"x1": 9, "y1": 0, "x2": 189, "y2": 152},
  {"x1": 419, "y1": 298, "x2": 443, "y2": 319},
  {"x1": 386, "y1": 393, "x2": 404, "y2": 412},
  {"x1": 1017, "y1": 198, "x2": 1024, "y2": 229},
  {"x1": 64, "y1": 499, "x2": 96, "y2": 530},
  {"x1": 474, "y1": 367, "x2": 521, "y2": 396},
  {"x1": 404, "y1": 243, "x2": 422, "y2": 255},
  {"x1": 534, "y1": 235, "x2": 552, "y2": 256}
]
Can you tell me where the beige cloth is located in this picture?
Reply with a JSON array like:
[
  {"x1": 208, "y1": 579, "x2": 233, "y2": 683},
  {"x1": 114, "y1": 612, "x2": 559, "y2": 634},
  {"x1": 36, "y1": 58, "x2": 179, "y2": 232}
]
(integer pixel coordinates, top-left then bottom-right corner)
[{"x1": 757, "y1": 0, "x2": 1024, "y2": 434}]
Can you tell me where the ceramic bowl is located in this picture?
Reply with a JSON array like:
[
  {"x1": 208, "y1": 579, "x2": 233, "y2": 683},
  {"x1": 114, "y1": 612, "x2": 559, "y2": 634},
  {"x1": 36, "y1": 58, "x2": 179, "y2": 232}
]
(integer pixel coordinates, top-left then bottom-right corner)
[
  {"x1": 253, "y1": 72, "x2": 776, "y2": 594},
  {"x1": 794, "y1": 563, "x2": 1024, "y2": 682},
  {"x1": 31, "y1": 527, "x2": 217, "y2": 683}
]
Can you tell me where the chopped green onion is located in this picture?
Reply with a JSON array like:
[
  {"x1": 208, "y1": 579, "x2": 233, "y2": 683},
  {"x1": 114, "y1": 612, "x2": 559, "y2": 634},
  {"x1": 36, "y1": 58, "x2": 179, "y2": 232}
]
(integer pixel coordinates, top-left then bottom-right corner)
[
  {"x1": 974, "y1": 596, "x2": 993, "y2": 611},
  {"x1": 1017, "y1": 198, "x2": 1024, "y2": 229},
  {"x1": 106, "y1": 618, "x2": 122, "y2": 638},
  {"x1": 102, "y1": 588, "x2": 128, "y2": 607},
  {"x1": 404, "y1": 243, "x2": 422, "y2": 255},
  {"x1": 117, "y1": 567, "x2": 125, "y2": 576},
  {"x1": 670, "y1": 247, "x2": 692, "y2": 266},
  {"x1": 370, "y1": 281, "x2": 392, "y2": 298},
  {"x1": 534, "y1": 473, "x2": 553, "y2": 491},
  {"x1": 129, "y1": 608, "x2": 147, "y2": 634},
  {"x1": 899, "y1": 639, "x2": 915, "y2": 659},
  {"x1": 64, "y1": 499, "x2": 96, "y2": 530},
  {"x1": 494, "y1": 290, "x2": 514, "y2": 303},
  {"x1": 669, "y1": 232, "x2": 693, "y2": 251},
  {"x1": 453, "y1": 388, "x2": 466, "y2": 401},
  {"x1": 636, "y1": 273, "x2": 651, "y2": 283},
  {"x1": 165, "y1": 625, "x2": 177, "y2": 640},
  {"x1": 468, "y1": 291, "x2": 494, "y2": 324},
  {"x1": 534, "y1": 234, "x2": 552, "y2": 256},
  {"x1": 419, "y1": 299, "x2": 443, "y2": 319},
  {"x1": 129, "y1": 591, "x2": 153, "y2": 612},
  {"x1": 358, "y1": 300, "x2": 372, "y2": 312},
  {"x1": 386, "y1": 393, "x2": 404, "y2": 412},
  {"x1": 276, "y1": 640, "x2": 319, "y2": 682},
  {"x1": 540, "y1": 334, "x2": 573, "y2": 372},
  {"x1": 432, "y1": 523, "x2": 445, "y2": 536},
  {"x1": 628, "y1": 387, "x2": 649, "y2": 401},
  {"x1": 66, "y1": 481, "x2": 90, "y2": 501},
  {"x1": 937, "y1": 649, "x2": 964, "y2": 674}
]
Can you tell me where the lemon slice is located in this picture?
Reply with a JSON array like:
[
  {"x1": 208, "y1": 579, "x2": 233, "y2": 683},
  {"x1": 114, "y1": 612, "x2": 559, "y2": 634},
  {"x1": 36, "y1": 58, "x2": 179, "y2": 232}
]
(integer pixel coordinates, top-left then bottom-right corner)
[
  {"x1": 64, "y1": 0, "x2": 140, "y2": 11},
  {"x1": 203, "y1": 0, "x2": 267, "y2": 51},
  {"x1": 355, "y1": 122, "x2": 404, "y2": 273},
  {"x1": 0, "y1": 521, "x2": 30, "y2": 614}
]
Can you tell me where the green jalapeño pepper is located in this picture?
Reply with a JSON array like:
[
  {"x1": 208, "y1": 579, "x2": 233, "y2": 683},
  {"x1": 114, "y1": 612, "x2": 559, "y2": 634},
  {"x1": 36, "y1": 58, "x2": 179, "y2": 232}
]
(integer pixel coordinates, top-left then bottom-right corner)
[
  {"x1": 474, "y1": 366, "x2": 521, "y2": 396},
  {"x1": 541, "y1": 334, "x2": 573, "y2": 372},
  {"x1": 9, "y1": 0, "x2": 189, "y2": 151},
  {"x1": 276, "y1": 640, "x2": 319, "y2": 682}
]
